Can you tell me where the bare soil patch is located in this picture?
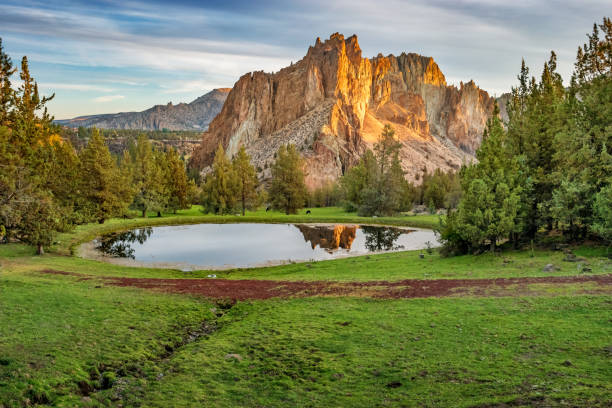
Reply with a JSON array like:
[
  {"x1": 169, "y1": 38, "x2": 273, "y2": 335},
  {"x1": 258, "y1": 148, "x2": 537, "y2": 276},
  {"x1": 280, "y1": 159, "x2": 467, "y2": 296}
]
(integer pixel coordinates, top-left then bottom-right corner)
[{"x1": 40, "y1": 270, "x2": 612, "y2": 300}]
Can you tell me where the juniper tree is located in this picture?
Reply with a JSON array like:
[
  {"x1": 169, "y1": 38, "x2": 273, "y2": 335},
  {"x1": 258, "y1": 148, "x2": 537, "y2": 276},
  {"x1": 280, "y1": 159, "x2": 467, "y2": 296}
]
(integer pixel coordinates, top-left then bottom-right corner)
[
  {"x1": 439, "y1": 104, "x2": 523, "y2": 252},
  {"x1": 164, "y1": 148, "x2": 190, "y2": 213},
  {"x1": 232, "y1": 146, "x2": 258, "y2": 216},
  {"x1": 127, "y1": 134, "x2": 166, "y2": 217},
  {"x1": 201, "y1": 144, "x2": 239, "y2": 214},
  {"x1": 79, "y1": 129, "x2": 133, "y2": 223},
  {"x1": 268, "y1": 144, "x2": 307, "y2": 215}
]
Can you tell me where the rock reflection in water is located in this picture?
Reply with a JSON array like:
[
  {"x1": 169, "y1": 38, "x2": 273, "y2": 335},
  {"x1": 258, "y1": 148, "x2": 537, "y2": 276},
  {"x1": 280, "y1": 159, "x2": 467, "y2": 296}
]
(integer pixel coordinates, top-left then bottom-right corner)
[
  {"x1": 296, "y1": 224, "x2": 409, "y2": 252},
  {"x1": 89, "y1": 223, "x2": 438, "y2": 268},
  {"x1": 95, "y1": 227, "x2": 152, "y2": 259},
  {"x1": 296, "y1": 224, "x2": 357, "y2": 251}
]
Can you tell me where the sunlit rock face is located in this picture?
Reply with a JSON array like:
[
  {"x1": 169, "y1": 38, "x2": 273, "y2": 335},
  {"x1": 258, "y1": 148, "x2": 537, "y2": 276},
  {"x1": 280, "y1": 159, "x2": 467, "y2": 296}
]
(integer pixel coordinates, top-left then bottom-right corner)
[
  {"x1": 191, "y1": 34, "x2": 495, "y2": 188},
  {"x1": 296, "y1": 224, "x2": 357, "y2": 251}
]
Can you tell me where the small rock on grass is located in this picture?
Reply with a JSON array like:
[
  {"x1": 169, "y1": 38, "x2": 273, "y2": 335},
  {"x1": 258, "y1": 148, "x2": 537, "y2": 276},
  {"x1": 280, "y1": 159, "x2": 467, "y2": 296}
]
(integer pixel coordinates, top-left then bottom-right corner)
[
  {"x1": 225, "y1": 353, "x2": 242, "y2": 361},
  {"x1": 542, "y1": 263, "x2": 560, "y2": 272}
]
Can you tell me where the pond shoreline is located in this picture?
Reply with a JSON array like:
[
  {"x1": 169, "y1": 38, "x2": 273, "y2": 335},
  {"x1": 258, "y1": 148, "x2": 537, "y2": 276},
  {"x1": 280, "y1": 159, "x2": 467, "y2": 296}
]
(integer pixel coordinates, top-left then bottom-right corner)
[{"x1": 78, "y1": 223, "x2": 440, "y2": 271}]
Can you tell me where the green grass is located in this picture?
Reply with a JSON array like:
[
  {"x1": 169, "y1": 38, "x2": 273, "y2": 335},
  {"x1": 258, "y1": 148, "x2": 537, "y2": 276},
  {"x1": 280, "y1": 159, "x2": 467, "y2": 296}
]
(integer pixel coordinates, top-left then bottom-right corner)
[
  {"x1": 1, "y1": 209, "x2": 610, "y2": 407},
  {"x1": 1, "y1": 267, "x2": 609, "y2": 407},
  {"x1": 3, "y1": 237, "x2": 610, "y2": 283},
  {"x1": 131, "y1": 296, "x2": 611, "y2": 408},
  {"x1": 0, "y1": 269, "x2": 215, "y2": 407}
]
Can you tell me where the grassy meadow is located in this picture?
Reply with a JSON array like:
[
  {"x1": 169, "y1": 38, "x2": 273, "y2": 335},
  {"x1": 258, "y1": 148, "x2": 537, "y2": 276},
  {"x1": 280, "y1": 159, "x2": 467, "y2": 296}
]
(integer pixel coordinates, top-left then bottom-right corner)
[{"x1": 1, "y1": 207, "x2": 611, "y2": 407}]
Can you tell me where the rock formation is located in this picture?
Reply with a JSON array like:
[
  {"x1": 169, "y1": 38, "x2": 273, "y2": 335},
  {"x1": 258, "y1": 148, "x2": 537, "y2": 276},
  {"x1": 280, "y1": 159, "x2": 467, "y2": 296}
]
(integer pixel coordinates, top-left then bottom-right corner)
[
  {"x1": 191, "y1": 34, "x2": 496, "y2": 188},
  {"x1": 57, "y1": 88, "x2": 230, "y2": 131}
]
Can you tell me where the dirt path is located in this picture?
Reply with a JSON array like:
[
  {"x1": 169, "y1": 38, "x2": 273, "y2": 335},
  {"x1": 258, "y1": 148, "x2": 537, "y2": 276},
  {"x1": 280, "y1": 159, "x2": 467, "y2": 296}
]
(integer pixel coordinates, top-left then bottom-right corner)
[{"x1": 41, "y1": 270, "x2": 612, "y2": 300}]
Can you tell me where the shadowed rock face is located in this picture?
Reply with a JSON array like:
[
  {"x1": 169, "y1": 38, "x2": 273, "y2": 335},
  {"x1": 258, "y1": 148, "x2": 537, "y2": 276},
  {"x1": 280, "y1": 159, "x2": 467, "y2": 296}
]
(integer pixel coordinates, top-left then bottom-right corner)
[
  {"x1": 56, "y1": 88, "x2": 231, "y2": 131},
  {"x1": 190, "y1": 34, "x2": 496, "y2": 188}
]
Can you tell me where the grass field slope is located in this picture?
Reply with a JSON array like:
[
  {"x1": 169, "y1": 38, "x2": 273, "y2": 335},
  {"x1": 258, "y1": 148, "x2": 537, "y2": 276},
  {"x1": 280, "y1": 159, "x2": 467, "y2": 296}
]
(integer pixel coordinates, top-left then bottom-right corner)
[{"x1": 1, "y1": 207, "x2": 610, "y2": 407}]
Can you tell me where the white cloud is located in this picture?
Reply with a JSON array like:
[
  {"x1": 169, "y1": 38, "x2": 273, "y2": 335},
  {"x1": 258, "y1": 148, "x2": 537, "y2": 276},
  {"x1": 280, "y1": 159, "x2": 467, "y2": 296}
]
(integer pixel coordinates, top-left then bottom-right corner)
[
  {"x1": 41, "y1": 82, "x2": 114, "y2": 92},
  {"x1": 93, "y1": 94, "x2": 125, "y2": 103},
  {"x1": 160, "y1": 79, "x2": 230, "y2": 94},
  {"x1": 2, "y1": 0, "x2": 606, "y2": 118}
]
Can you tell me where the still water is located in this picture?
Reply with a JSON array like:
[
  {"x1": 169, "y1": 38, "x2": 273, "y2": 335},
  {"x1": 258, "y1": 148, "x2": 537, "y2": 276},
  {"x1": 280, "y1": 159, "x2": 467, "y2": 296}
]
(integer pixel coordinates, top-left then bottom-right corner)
[{"x1": 89, "y1": 223, "x2": 439, "y2": 269}]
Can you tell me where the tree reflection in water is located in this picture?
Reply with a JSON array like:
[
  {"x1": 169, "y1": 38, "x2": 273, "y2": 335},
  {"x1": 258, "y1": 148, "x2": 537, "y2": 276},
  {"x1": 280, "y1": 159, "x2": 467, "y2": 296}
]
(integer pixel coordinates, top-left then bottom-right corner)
[
  {"x1": 95, "y1": 227, "x2": 153, "y2": 258},
  {"x1": 361, "y1": 226, "x2": 405, "y2": 251}
]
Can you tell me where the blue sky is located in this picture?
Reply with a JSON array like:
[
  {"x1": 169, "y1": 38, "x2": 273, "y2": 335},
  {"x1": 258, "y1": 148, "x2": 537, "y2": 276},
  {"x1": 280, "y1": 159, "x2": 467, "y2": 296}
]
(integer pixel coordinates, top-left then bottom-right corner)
[{"x1": 0, "y1": 0, "x2": 607, "y2": 119}]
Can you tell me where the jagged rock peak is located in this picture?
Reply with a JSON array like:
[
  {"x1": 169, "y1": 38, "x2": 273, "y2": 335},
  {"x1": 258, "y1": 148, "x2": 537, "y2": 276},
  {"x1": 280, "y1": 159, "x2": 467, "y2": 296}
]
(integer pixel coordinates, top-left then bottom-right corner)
[{"x1": 191, "y1": 33, "x2": 495, "y2": 189}]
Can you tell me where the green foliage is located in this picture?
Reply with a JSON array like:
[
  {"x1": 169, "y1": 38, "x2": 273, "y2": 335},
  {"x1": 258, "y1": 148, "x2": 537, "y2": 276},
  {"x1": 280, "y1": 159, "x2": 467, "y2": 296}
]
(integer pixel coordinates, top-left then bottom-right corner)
[
  {"x1": 306, "y1": 181, "x2": 343, "y2": 208},
  {"x1": 18, "y1": 194, "x2": 61, "y2": 254},
  {"x1": 163, "y1": 148, "x2": 190, "y2": 213},
  {"x1": 124, "y1": 134, "x2": 167, "y2": 217},
  {"x1": 340, "y1": 149, "x2": 377, "y2": 212},
  {"x1": 232, "y1": 147, "x2": 259, "y2": 215},
  {"x1": 0, "y1": 47, "x2": 63, "y2": 252},
  {"x1": 0, "y1": 38, "x2": 16, "y2": 127},
  {"x1": 79, "y1": 129, "x2": 133, "y2": 223},
  {"x1": 444, "y1": 18, "x2": 611, "y2": 253},
  {"x1": 439, "y1": 104, "x2": 523, "y2": 252},
  {"x1": 268, "y1": 144, "x2": 307, "y2": 214},
  {"x1": 201, "y1": 144, "x2": 239, "y2": 214},
  {"x1": 417, "y1": 168, "x2": 461, "y2": 209},
  {"x1": 340, "y1": 125, "x2": 414, "y2": 216},
  {"x1": 74, "y1": 126, "x2": 201, "y2": 141},
  {"x1": 592, "y1": 183, "x2": 612, "y2": 243}
]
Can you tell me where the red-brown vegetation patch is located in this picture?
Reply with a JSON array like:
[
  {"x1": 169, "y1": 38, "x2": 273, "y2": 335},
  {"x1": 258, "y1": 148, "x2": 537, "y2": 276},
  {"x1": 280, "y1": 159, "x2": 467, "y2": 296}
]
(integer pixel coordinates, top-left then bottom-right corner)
[{"x1": 40, "y1": 269, "x2": 612, "y2": 300}]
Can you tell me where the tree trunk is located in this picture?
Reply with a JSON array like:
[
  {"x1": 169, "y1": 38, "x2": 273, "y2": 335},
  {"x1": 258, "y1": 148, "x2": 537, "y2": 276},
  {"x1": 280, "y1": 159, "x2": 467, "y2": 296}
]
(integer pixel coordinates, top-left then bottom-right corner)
[
  {"x1": 242, "y1": 188, "x2": 246, "y2": 216},
  {"x1": 490, "y1": 239, "x2": 496, "y2": 252},
  {"x1": 157, "y1": 211, "x2": 162, "y2": 217},
  {"x1": 142, "y1": 209, "x2": 147, "y2": 218},
  {"x1": 98, "y1": 218, "x2": 105, "y2": 224},
  {"x1": 37, "y1": 243, "x2": 44, "y2": 255}
]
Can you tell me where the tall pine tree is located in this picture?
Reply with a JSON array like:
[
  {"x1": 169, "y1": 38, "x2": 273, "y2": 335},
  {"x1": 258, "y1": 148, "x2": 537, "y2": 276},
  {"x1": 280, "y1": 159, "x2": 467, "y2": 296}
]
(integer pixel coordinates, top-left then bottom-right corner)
[
  {"x1": 201, "y1": 144, "x2": 239, "y2": 214},
  {"x1": 232, "y1": 147, "x2": 258, "y2": 216},
  {"x1": 268, "y1": 144, "x2": 307, "y2": 215},
  {"x1": 79, "y1": 129, "x2": 133, "y2": 223}
]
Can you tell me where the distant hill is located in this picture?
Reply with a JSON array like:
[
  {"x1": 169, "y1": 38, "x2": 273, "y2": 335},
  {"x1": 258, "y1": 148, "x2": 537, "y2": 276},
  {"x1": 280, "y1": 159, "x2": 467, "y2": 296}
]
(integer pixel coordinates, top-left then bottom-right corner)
[{"x1": 56, "y1": 88, "x2": 231, "y2": 131}]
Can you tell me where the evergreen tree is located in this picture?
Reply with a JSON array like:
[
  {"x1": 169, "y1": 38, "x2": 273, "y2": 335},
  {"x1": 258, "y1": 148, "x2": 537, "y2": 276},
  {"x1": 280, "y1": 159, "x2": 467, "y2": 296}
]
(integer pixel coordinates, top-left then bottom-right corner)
[
  {"x1": 79, "y1": 129, "x2": 133, "y2": 223},
  {"x1": 44, "y1": 137, "x2": 82, "y2": 224},
  {"x1": 506, "y1": 52, "x2": 565, "y2": 237},
  {"x1": 19, "y1": 194, "x2": 60, "y2": 255},
  {"x1": 593, "y1": 183, "x2": 612, "y2": 244},
  {"x1": 0, "y1": 51, "x2": 62, "y2": 252},
  {"x1": 552, "y1": 17, "x2": 612, "y2": 238},
  {"x1": 201, "y1": 144, "x2": 239, "y2": 214},
  {"x1": 164, "y1": 148, "x2": 189, "y2": 213},
  {"x1": 439, "y1": 104, "x2": 523, "y2": 252},
  {"x1": 232, "y1": 146, "x2": 258, "y2": 215},
  {"x1": 127, "y1": 134, "x2": 165, "y2": 217},
  {"x1": 0, "y1": 38, "x2": 15, "y2": 127},
  {"x1": 268, "y1": 144, "x2": 307, "y2": 214},
  {"x1": 340, "y1": 124, "x2": 410, "y2": 216},
  {"x1": 340, "y1": 150, "x2": 377, "y2": 212}
]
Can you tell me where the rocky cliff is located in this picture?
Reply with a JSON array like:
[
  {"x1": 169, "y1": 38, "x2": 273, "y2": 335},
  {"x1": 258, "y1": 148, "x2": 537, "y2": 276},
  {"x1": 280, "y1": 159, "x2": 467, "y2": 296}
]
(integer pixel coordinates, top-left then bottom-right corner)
[
  {"x1": 57, "y1": 88, "x2": 230, "y2": 131},
  {"x1": 191, "y1": 34, "x2": 496, "y2": 188}
]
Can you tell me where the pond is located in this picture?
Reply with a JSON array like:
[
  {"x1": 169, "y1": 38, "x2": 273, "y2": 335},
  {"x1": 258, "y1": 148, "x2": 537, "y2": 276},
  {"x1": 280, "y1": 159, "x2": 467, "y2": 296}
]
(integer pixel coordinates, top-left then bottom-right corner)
[{"x1": 82, "y1": 223, "x2": 439, "y2": 270}]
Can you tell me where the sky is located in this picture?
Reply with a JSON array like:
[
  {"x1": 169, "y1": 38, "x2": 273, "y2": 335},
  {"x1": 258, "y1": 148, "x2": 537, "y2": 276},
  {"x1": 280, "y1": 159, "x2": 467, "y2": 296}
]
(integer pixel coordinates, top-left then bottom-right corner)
[{"x1": 0, "y1": 0, "x2": 607, "y2": 119}]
